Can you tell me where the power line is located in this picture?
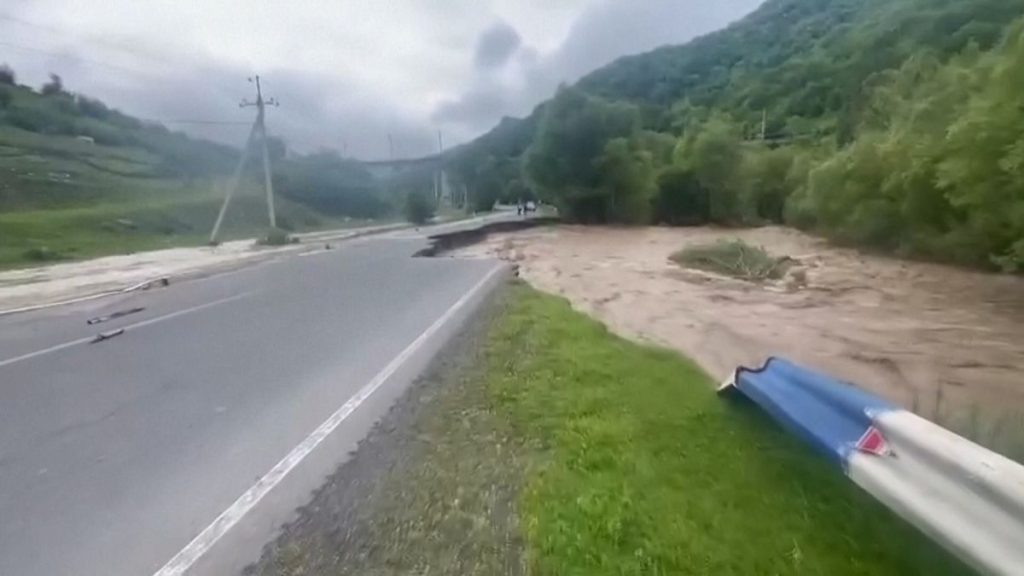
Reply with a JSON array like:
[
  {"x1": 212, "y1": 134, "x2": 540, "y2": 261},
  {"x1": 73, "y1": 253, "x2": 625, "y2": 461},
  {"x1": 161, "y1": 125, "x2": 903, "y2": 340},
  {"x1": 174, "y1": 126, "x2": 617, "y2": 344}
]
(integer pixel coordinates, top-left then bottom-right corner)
[
  {"x1": 0, "y1": 13, "x2": 173, "y2": 66},
  {"x1": 0, "y1": 40, "x2": 147, "y2": 76},
  {"x1": 146, "y1": 119, "x2": 252, "y2": 126}
]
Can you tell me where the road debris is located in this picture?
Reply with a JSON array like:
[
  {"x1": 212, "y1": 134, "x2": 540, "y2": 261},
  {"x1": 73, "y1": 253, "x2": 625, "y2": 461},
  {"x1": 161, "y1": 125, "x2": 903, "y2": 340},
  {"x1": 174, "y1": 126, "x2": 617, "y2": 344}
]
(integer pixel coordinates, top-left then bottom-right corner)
[
  {"x1": 91, "y1": 328, "x2": 125, "y2": 343},
  {"x1": 86, "y1": 307, "x2": 145, "y2": 325}
]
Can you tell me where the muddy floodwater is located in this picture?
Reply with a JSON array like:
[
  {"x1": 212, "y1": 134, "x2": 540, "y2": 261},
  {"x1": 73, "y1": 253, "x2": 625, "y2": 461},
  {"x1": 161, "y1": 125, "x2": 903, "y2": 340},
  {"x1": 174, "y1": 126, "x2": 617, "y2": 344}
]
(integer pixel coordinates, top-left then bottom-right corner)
[{"x1": 454, "y1": 225, "x2": 1024, "y2": 442}]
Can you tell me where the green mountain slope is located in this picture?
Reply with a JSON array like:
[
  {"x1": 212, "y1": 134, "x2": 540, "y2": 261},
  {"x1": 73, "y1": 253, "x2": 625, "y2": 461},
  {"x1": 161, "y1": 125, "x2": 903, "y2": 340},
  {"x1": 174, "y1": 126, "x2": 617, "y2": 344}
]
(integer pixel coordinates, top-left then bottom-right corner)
[
  {"x1": 0, "y1": 75, "x2": 396, "y2": 268},
  {"x1": 450, "y1": 0, "x2": 1024, "y2": 270},
  {"x1": 579, "y1": 0, "x2": 1020, "y2": 133}
]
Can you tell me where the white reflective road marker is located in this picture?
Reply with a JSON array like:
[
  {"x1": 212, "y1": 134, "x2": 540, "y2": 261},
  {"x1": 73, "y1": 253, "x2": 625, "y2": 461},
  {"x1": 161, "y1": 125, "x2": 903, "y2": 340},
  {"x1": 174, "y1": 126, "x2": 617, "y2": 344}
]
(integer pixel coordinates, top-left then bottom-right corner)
[
  {"x1": 153, "y1": 265, "x2": 504, "y2": 576},
  {"x1": 0, "y1": 292, "x2": 252, "y2": 369}
]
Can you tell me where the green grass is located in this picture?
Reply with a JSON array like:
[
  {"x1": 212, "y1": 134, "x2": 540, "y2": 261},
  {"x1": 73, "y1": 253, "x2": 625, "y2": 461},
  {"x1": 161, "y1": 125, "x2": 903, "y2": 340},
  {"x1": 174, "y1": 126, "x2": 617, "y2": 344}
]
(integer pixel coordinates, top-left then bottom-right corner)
[
  {"x1": 671, "y1": 239, "x2": 791, "y2": 281},
  {"x1": 0, "y1": 125, "x2": 166, "y2": 211},
  {"x1": 488, "y1": 284, "x2": 969, "y2": 575},
  {"x1": 0, "y1": 193, "x2": 381, "y2": 269},
  {"x1": 0, "y1": 125, "x2": 402, "y2": 269}
]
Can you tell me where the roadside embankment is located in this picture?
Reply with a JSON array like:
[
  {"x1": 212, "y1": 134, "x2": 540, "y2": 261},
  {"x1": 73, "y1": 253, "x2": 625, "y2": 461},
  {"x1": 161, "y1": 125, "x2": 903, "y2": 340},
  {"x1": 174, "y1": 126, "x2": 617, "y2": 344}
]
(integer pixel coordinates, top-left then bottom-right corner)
[{"x1": 247, "y1": 283, "x2": 966, "y2": 575}]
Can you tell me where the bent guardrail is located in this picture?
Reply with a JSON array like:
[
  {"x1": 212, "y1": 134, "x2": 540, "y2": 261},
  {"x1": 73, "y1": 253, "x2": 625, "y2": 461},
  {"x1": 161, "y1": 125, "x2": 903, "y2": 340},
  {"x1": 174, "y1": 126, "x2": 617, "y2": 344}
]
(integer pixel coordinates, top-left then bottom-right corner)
[{"x1": 719, "y1": 357, "x2": 1024, "y2": 576}]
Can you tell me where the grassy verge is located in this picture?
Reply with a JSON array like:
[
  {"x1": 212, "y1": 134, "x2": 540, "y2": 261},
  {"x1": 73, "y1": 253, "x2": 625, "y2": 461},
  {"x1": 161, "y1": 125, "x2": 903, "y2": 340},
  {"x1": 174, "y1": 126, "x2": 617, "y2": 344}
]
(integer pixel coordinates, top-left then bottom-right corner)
[
  {"x1": 671, "y1": 238, "x2": 790, "y2": 280},
  {"x1": 488, "y1": 283, "x2": 965, "y2": 575}
]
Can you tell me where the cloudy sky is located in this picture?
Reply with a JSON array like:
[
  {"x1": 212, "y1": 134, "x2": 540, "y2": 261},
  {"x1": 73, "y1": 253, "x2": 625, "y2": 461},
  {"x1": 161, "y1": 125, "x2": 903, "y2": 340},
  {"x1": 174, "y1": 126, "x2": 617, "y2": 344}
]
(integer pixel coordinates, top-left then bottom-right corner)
[{"x1": 1, "y1": 0, "x2": 762, "y2": 159}]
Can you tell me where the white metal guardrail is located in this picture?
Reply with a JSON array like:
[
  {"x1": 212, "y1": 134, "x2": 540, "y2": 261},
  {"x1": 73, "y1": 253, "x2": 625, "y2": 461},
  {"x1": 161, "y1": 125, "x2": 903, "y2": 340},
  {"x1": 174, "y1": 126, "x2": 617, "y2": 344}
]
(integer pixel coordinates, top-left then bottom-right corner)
[{"x1": 720, "y1": 357, "x2": 1024, "y2": 576}]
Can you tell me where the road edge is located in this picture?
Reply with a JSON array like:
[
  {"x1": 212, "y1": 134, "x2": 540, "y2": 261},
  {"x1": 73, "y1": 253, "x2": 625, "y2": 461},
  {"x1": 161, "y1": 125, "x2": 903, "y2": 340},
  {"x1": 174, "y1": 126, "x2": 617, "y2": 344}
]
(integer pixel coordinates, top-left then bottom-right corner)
[
  {"x1": 0, "y1": 222, "x2": 413, "y2": 318},
  {"x1": 154, "y1": 262, "x2": 513, "y2": 576}
]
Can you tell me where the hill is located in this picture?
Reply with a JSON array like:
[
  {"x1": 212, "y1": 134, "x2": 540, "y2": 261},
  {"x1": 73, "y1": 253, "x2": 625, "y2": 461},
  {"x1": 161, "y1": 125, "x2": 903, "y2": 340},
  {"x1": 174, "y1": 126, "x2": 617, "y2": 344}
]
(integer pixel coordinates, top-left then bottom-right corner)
[
  {"x1": 449, "y1": 0, "x2": 1024, "y2": 271},
  {"x1": 0, "y1": 72, "x2": 398, "y2": 268}
]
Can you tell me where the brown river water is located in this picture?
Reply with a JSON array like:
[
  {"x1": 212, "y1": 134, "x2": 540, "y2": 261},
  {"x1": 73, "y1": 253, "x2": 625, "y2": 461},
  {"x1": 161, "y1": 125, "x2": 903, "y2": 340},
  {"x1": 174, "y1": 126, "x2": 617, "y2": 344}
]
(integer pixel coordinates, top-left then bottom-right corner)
[{"x1": 453, "y1": 225, "x2": 1024, "y2": 448}]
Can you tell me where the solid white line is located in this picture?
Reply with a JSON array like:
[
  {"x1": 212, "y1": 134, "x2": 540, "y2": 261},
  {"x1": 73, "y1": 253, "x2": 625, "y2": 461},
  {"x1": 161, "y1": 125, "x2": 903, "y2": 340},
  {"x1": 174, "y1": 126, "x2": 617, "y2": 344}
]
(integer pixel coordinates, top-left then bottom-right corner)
[
  {"x1": 153, "y1": 264, "x2": 504, "y2": 576},
  {"x1": 0, "y1": 293, "x2": 252, "y2": 369},
  {"x1": 0, "y1": 335, "x2": 95, "y2": 369}
]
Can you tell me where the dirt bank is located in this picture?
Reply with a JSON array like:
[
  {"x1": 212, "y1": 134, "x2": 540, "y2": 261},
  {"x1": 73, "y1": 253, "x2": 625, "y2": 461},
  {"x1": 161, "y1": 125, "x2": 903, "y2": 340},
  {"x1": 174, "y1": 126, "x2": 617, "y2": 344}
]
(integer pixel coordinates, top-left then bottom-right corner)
[{"x1": 452, "y1": 225, "x2": 1024, "y2": 443}]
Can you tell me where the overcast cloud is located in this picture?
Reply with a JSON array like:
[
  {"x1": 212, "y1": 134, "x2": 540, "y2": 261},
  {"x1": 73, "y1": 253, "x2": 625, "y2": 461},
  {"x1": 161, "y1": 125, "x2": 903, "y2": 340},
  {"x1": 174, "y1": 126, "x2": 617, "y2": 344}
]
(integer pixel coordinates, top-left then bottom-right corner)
[{"x1": 0, "y1": 1, "x2": 761, "y2": 159}]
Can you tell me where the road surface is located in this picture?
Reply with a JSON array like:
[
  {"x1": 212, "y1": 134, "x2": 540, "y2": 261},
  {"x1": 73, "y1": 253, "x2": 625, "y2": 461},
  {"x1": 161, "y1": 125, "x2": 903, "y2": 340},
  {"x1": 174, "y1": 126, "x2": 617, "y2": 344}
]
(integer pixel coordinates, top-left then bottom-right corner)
[{"x1": 0, "y1": 217, "x2": 512, "y2": 576}]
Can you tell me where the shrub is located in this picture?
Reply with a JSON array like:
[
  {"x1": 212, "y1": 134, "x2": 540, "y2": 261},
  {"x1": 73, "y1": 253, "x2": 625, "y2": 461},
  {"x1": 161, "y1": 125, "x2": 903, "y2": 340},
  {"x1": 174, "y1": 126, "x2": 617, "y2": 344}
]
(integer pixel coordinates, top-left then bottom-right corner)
[
  {"x1": 258, "y1": 228, "x2": 293, "y2": 246},
  {"x1": 22, "y1": 246, "x2": 66, "y2": 262}
]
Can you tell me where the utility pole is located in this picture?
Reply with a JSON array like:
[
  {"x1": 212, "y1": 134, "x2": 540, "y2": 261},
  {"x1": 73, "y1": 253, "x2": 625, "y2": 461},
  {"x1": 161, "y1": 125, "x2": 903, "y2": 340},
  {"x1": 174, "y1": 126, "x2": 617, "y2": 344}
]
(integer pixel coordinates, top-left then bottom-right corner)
[
  {"x1": 246, "y1": 75, "x2": 279, "y2": 230},
  {"x1": 209, "y1": 75, "x2": 279, "y2": 244},
  {"x1": 435, "y1": 130, "x2": 444, "y2": 204}
]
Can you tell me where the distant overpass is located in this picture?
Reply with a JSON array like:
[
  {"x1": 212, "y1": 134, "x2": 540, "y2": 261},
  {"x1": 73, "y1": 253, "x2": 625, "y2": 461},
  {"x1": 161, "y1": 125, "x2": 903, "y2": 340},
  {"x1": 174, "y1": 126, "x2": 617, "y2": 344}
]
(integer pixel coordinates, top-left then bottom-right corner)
[
  {"x1": 359, "y1": 154, "x2": 457, "y2": 203},
  {"x1": 360, "y1": 155, "x2": 440, "y2": 180}
]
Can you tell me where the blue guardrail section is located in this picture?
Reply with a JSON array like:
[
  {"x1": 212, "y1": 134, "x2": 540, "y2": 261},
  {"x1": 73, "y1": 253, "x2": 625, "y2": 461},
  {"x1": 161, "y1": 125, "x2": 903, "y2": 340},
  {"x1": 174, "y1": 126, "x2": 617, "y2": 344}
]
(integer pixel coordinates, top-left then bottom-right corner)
[{"x1": 733, "y1": 357, "x2": 897, "y2": 468}]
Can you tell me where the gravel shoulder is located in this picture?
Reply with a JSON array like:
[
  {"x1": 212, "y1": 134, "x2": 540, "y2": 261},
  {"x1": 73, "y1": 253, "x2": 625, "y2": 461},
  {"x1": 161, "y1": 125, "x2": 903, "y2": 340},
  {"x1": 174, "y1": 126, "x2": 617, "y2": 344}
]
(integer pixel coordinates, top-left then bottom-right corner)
[{"x1": 244, "y1": 286, "x2": 527, "y2": 576}]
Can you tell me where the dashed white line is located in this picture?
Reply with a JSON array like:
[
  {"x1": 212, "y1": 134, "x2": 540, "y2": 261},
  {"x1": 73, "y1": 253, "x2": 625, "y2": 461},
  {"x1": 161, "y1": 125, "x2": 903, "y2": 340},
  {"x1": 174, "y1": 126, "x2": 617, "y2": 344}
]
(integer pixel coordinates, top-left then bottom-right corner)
[
  {"x1": 152, "y1": 264, "x2": 504, "y2": 576},
  {"x1": 0, "y1": 293, "x2": 252, "y2": 369}
]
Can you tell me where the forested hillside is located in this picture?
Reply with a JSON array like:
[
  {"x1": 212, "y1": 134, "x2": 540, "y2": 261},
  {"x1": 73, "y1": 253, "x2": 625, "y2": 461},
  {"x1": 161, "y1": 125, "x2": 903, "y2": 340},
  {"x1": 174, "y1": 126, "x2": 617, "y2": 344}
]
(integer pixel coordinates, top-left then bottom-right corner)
[
  {"x1": 0, "y1": 69, "x2": 397, "y2": 267},
  {"x1": 448, "y1": 0, "x2": 1024, "y2": 271}
]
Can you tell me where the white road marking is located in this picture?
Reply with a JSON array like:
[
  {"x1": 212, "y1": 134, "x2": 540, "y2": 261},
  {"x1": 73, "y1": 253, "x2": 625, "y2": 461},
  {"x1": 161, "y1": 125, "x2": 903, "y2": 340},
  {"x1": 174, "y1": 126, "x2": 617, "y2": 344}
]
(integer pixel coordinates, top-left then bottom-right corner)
[
  {"x1": 153, "y1": 264, "x2": 505, "y2": 576},
  {"x1": 0, "y1": 293, "x2": 252, "y2": 369}
]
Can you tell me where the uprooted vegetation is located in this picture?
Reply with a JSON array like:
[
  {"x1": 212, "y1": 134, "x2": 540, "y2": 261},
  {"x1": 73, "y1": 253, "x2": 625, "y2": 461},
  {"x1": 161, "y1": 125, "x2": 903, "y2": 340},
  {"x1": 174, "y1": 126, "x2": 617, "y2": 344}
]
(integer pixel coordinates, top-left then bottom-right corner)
[{"x1": 671, "y1": 238, "x2": 791, "y2": 281}]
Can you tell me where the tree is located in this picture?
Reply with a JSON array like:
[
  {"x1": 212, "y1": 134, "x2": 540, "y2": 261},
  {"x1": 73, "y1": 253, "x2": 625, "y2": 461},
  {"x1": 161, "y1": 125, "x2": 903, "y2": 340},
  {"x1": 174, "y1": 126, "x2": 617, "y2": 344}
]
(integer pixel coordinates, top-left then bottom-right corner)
[
  {"x1": 739, "y1": 146, "x2": 796, "y2": 223},
  {"x1": 0, "y1": 64, "x2": 15, "y2": 85},
  {"x1": 681, "y1": 116, "x2": 744, "y2": 224},
  {"x1": 75, "y1": 95, "x2": 115, "y2": 121},
  {"x1": 654, "y1": 166, "x2": 708, "y2": 225},
  {"x1": 274, "y1": 150, "x2": 387, "y2": 218},
  {"x1": 401, "y1": 0, "x2": 1024, "y2": 271},
  {"x1": 41, "y1": 74, "x2": 64, "y2": 96},
  {"x1": 403, "y1": 191, "x2": 435, "y2": 225},
  {"x1": 595, "y1": 137, "x2": 657, "y2": 224},
  {"x1": 524, "y1": 86, "x2": 640, "y2": 222},
  {"x1": 502, "y1": 179, "x2": 535, "y2": 204}
]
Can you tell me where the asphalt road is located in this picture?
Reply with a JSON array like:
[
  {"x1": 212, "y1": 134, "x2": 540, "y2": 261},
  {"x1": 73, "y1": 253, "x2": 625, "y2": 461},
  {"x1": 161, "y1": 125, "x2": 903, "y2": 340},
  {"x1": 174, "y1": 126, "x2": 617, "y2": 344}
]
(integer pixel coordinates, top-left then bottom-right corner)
[{"x1": 0, "y1": 218, "x2": 510, "y2": 576}]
